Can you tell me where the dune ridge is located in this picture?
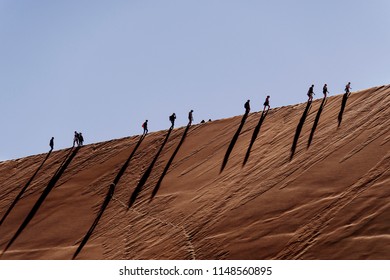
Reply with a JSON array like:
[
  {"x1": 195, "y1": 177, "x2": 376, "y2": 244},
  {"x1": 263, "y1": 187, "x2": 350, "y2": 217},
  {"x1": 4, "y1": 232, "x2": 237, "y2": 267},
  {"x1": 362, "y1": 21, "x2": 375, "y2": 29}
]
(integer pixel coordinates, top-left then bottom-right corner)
[{"x1": 0, "y1": 85, "x2": 389, "y2": 260}]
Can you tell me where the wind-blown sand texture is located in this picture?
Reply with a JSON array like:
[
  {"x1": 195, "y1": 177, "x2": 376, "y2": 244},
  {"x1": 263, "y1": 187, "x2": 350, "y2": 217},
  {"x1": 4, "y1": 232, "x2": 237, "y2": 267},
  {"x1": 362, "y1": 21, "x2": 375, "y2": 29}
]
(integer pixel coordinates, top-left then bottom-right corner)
[{"x1": 0, "y1": 85, "x2": 389, "y2": 260}]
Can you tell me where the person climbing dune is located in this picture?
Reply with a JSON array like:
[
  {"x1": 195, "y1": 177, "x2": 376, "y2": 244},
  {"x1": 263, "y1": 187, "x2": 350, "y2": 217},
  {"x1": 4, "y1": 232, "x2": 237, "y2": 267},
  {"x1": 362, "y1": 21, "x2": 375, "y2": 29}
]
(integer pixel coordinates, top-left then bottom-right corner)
[
  {"x1": 169, "y1": 113, "x2": 176, "y2": 129},
  {"x1": 78, "y1": 132, "x2": 84, "y2": 146},
  {"x1": 345, "y1": 82, "x2": 352, "y2": 95},
  {"x1": 323, "y1": 84, "x2": 329, "y2": 98},
  {"x1": 244, "y1": 99, "x2": 250, "y2": 114},
  {"x1": 49, "y1": 137, "x2": 54, "y2": 150},
  {"x1": 73, "y1": 131, "x2": 79, "y2": 147},
  {"x1": 307, "y1": 84, "x2": 315, "y2": 102},
  {"x1": 263, "y1": 95, "x2": 270, "y2": 111},
  {"x1": 142, "y1": 120, "x2": 148, "y2": 135},
  {"x1": 188, "y1": 110, "x2": 194, "y2": 125}
]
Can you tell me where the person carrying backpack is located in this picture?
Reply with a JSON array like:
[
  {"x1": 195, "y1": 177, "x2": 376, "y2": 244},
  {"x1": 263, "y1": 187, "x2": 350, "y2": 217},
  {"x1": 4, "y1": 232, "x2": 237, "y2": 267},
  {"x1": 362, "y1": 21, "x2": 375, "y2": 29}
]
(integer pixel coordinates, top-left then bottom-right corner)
[
  {"x1": 263, "y1": 95, "x2": 270, "y2": 111},
  {"x1": 345, "y1": 82, "x2": 352, "y2": 95},
  {"x1": 244, "y1": 99, "x2": 250, "y2": 114},
  {"x1": 169, "y1": 113, "x2": 176, "y2": 129}
]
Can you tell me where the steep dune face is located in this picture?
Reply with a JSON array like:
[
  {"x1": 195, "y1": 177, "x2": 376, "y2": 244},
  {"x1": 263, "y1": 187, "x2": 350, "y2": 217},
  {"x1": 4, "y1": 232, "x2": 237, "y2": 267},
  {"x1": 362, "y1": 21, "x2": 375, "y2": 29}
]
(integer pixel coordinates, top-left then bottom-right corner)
[{"x1": 0, "y1": 85, "x2": 389, "y2": 260}]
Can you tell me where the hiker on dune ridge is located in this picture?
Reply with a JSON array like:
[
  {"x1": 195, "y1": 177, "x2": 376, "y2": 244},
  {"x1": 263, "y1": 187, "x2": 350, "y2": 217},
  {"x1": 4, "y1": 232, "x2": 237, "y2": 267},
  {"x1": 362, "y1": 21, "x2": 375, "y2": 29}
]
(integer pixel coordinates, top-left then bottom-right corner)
[
  {"x1": 244, "y1": 99, "x2": 250, "y2": 114},
  {"x1": 263, "y1": 95, "x2": 270, "y2": 111},
  {"x1": 73, "y1": 131, "x2": 79, "y2": 147},
  {"x1": 142, "y1": 120, "x2": 148, "y2": 135},
  {"x1": 169, "y1": 113, "x2": 176, "y2": 129},
  {"x1": 188, "y1": 110, "x2": 194, "y2": 125},
  {"x1": 49, "y1": 137, "x2": 54, "y2": 150},
  {"x1": 78, "y1": 132, "x2": 84, "y2": 146},
  {"x1": 323, "y1": 84, "x2": 329, "y2": 98},
  {"x1": 345, "y1": 82, "x2": 352, "y2": 95},
  {"x1": 307, "y1": 84, "x2": 315, "y2": 102}
]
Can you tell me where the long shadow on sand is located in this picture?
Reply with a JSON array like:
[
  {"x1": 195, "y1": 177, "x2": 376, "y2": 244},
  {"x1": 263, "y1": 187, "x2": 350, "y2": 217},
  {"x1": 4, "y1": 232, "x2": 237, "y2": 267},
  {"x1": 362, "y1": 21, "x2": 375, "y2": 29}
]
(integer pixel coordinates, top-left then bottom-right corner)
[
  {"x1": 307, "y1": 97, "x2": 327, "y2": 148},
  {"x1": 338, "y1": 92, "x2": 350, "y2": 127},
  {"x1": 72, "y1": 183, "x2": 114, "y2": 260},
  {"x1": 221, "y1": 112, "x2": 249, "y2": 173},
  {"x1": 290, "y1": 101, "x2": 311, "y2": 161},
  {"x1": 151, "y1": 124, "x2": 190, "y2": 200},
  {"x1": 243, "y1": 110, "x2": 268, "y2": 166},
  {"x1": 72, "y1": 135, "x2": 144, "y2": 259},
  {"x1": 0, "y1": 150, "x2": 53, "y2": 227},
  {"x1": 128, "y1": 128, "x2": 172, "y2": 208},
  {"x1": 1, "y1": 147, "x2": 79, "y2": 256}
]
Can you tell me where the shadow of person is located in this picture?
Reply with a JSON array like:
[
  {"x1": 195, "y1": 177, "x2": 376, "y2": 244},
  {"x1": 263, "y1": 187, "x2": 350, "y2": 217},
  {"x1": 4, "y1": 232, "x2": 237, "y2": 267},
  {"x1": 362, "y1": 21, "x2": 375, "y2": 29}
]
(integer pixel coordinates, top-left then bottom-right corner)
[
  {"x1": 72, "y1": 183, "x2": 115, "y2": 259},
  {"x1": 0, "y1": 150, "x2": 52, "y2": 227},
  {"x1": 243, "y1": 110, "x2": 268, "y2": 166},
  {"x1": 338, "y1": 92, "x2": 350, "y2": 127},
  {"x1": 151, "y1": 124, "x2": 190, "y2": 200},
  {"x1": 1, "y1": 147, "x2": 79, "y2": 256},
  {"x1": 221, "y1": 112, "x2": 249, "y2": 173},
  {"x1": 128, "y1": 127, "x2": 173, "y2": 208},
  {"x1": 308, "y1": 97, "x2": 327, "y2": 148},
  {"x1": 72, "y1": 135, "x2": 145, "y2": 259},
  {"x1": 290, "y1": 101, "x2": 311, "y2": 161}
]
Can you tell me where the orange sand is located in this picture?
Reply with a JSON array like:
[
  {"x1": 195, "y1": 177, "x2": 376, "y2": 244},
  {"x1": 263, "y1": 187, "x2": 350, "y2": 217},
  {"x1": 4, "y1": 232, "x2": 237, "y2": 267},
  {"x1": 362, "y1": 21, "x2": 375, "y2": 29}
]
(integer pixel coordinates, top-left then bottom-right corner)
[{"x1": 0, "y1": 85, "x2": 389, "y2": 259}]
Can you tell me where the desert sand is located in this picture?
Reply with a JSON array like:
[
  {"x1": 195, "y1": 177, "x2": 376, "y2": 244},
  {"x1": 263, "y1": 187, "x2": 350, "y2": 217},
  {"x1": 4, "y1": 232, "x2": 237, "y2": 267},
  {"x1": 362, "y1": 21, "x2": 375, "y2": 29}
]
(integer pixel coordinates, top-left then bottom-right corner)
[{"x1": 0, "y1": 85, "x2": 389, "y2": 260}]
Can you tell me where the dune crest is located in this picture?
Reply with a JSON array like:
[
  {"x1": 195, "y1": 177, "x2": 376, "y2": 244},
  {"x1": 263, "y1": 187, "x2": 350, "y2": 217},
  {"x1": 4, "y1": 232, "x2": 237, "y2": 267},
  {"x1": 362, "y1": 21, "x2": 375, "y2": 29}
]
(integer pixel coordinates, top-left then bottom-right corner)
[{"x1": 1, "y1": 85, "x2": 389, "y2": 260}]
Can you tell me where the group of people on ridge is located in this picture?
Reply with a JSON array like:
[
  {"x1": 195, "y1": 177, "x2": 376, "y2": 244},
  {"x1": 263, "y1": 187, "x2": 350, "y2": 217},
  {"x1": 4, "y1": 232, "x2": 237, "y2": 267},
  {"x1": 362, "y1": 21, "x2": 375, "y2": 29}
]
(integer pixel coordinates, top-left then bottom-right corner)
[
  {"x1": 73, "y1": 131, "x2": 84, "y2": 147},
  {"x1": 49, "y1": 83, "x2": 352, "y2": 150},
  {"x1": 142, "y1": 109, "x2": 194, "y2": 136},
  {"x1": 48, "y1": 131, "x2": 84, "y2": 150},
  {"x1": 244, "y1": 95, "x2": 271, "y2": 115},
  {"x1": 307, "y1": 82, "x2": 351, "y2": 102}
]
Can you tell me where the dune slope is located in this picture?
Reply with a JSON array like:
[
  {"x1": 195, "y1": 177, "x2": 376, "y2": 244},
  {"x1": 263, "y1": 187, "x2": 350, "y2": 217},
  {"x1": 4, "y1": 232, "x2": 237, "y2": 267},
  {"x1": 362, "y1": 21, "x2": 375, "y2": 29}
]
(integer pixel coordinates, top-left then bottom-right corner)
[{"x1": 0, "y1": 85, "x2": 389, "y2": 260}]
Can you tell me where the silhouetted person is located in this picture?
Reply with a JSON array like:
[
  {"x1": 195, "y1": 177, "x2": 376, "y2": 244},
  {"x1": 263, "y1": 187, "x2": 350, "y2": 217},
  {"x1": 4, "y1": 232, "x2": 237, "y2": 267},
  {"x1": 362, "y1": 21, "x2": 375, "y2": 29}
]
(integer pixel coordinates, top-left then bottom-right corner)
[
  {"x1": 200, "y1": 119, "x2": 205, "y2": 123},
  {"x1": 244, "y1": 99, "x2": 250, "y2": 114},
  {"x1": 323, "y1": 84, "x2": 329, "y2": 98},
  {"x1": 263, "y1": 95, "x2": 270, "y2": 111},
  {"x1": 345, "y1": 82, "x2": 352, "y2": 95},
  {"x1": 208, "y1": 119, "x2": 212, "y2": 122},
  {"x1": 307, "y1": 84, "x2": 315, "y2": 102},
  {"x1": 169, "y1": 113, "x2": 176, "y2": 129},
  {"x1": 142, "y1": 120, "x2": 148, "y2": 135},
  {"x1": 73, "y1": 131, "x2": 79, "y2": 147},
  {"x1": 188, "y1": 110, "x2": 194, "y2": 125},
  {"x1": 79, "y1": 133, "x2": 84, "y2": 146},
  {"x1": 49, "y1": 137, "x2": 54, "y2": 150}
]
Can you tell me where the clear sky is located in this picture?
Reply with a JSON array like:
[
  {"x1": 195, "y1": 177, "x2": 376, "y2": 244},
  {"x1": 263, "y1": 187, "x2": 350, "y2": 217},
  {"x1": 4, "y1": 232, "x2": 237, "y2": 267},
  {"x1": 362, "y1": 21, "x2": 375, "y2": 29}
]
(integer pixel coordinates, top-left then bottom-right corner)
[{"x1": 1, "y1": 0, "x2": 389, "y2": 161}]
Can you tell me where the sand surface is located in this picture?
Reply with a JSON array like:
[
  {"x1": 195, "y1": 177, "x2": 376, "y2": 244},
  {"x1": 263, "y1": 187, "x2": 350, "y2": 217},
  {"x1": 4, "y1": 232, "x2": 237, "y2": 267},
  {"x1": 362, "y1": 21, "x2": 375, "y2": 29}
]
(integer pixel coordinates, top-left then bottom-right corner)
[{"x1": 0, "y1": 85, "x2": 389, "y2": 259}]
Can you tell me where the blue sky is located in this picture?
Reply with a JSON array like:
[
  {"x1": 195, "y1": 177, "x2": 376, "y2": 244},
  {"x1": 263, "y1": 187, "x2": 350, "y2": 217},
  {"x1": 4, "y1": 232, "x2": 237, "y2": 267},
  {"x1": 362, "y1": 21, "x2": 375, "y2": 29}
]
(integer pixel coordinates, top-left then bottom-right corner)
[{"x1": 0, "y1": 0, "x2": 389, "y2": 160}]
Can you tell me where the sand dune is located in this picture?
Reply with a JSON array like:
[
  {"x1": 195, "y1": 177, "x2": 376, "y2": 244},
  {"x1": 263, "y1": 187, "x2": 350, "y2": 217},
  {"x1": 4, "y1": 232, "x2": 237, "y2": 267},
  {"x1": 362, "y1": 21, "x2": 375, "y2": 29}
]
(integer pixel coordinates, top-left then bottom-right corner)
[{"x1": 0, "y1": 85, "x2": 389, "y2": 260}]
